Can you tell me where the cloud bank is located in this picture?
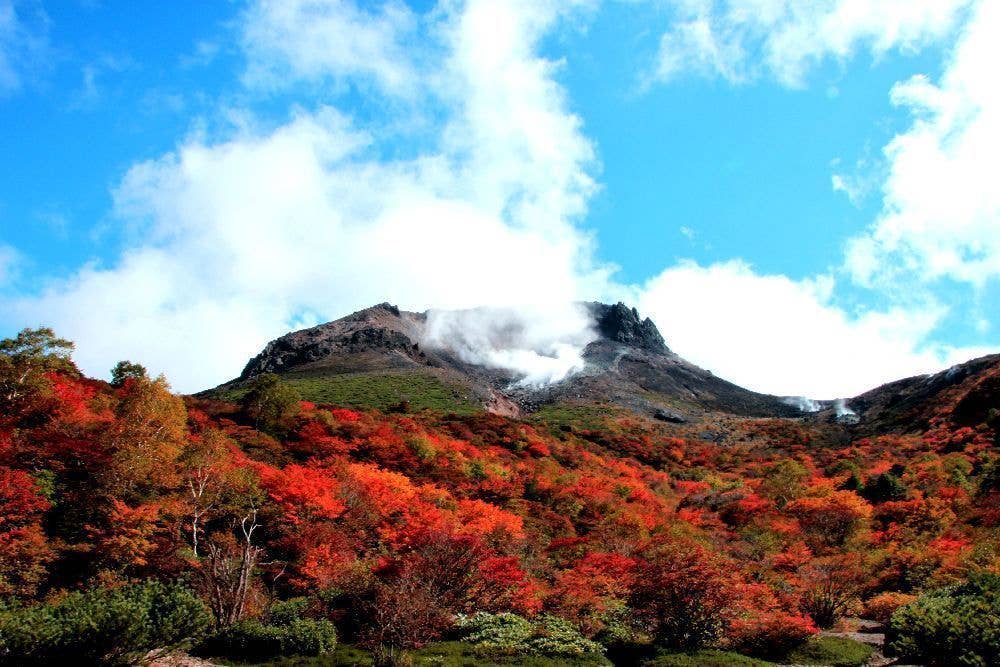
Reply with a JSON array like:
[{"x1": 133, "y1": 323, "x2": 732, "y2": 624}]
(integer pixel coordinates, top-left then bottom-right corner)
[
  {"x1": 637, "y1": 261, "x2": 989, "y2": 398},
  {"x1": 846, "y1": 0, "x2": 1000, "y2": 288},
  {"x1": 3, "y1": 0, "x2": 997, "y2": 400},
  {"x1": 7, "y1": 0, "x2": 609, "y2": 391}
]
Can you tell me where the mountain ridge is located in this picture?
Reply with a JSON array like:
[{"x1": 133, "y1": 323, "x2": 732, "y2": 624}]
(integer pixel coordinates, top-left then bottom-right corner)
[{"x1": 208, "y1": 301, "x2": 1000, "y2": 433}]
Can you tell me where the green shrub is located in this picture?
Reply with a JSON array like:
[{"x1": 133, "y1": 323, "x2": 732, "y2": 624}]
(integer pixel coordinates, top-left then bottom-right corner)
[
  {"x1": 241, "y1": 373, "x2": 301, "y2": 431},
  {"x1": 409, "y1": 640, "x2": 611, "y2": 666},
  {"x1": 783, "y1": 636, "x2": 873, "y2": 667},
  {"x1": 455, "y1": 612, "x2": 603, "y2": 658},
  {"x1": 200, "y1": 620, "x2": 284, "y2": 659},
  {"x1": 530, "y1": 615, "x2": 606, "y2": 657},
  {"x1": 887, "y1": 572, "x2": 1000, "y2": 666},
  {"x1": 197, "y1": 617, "x2": 337, "y2": 660},
  {"x1": 455, "y1": 612, "x2": 533, "y2": 654},
  {"x1": 0, "y1": 582, "x2": 210, "y2": 666},
  {"x1": 646, "y1": 649, "x2": 773, "y2": 666},
  {"x1": 218, "y1": 370, "x2": 482, "y2": 415},
  {"x1": 268, "y1": 596, "x2": 310, "y2": 626},
  {"x1": 861, "y1": 472, "x2": 908, "y2": 503},
  {"x1": 284, "y1": 619, "x2": 338, "y2": 656},
  {"x1": 593, "y1": 601, "x2": 641, "y2": 647}
]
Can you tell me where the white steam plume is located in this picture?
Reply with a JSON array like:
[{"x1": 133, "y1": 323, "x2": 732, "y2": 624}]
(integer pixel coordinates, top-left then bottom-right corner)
[
  {"x1": 422, "y1": 303, "x2": 596, "y2": 387},
  {"x1": 783, "y1": 396, "x2": 822, "y2": 412},
  {"x1": 834, "y1": 398, "x2": 859, "y2": 423}
]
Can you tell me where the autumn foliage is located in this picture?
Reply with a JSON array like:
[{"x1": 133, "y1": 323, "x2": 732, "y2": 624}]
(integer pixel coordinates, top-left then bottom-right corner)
[{"x1": 2, "y1": 328, "x2": 1000, "y2": 661}]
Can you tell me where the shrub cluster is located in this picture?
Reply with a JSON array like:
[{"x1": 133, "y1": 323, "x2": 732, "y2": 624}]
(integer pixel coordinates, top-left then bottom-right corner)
[
  {"x1": 887, "y1": 572, "x2": 1000, "y2": 666},
  {"x1": 455, "y1": 612, "x2": 604, "y2": 657},
  {"x1": 783, "y1": 636, "x2": 873, "y2": 667},
  {"x1": 197, "y1": 598, "x2": 336, "y2": 661},
  {"x1": 727, "y1": 611, "x2": 816, "y2": 659},
  {"x1": 0, "y1": 582, "x2": 210, "y2": 666}
]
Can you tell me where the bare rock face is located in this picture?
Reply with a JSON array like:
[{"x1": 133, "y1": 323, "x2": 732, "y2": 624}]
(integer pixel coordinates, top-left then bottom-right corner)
[
  {"x1": 239, "y1": 303, "x2": 421, "y2": 378},
  {"x1": 654, "y1": 408, "x2": 687, "y2": 423},
  {"x1": 588, "y1": 302, "x2": 669, "y2": 354}
]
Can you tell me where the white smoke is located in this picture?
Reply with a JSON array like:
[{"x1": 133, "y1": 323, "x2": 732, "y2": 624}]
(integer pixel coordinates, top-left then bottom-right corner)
[
  {"x1": 422, "y1": 303, "x2": 597, "y2": 387},
  {"x1": 834, "y1": 399, "x2": 856, "y2": 417},
  {"x1": 834, "y1": 398, "x2": 860, "y2": 423},
  {"x1": 783, "y1": 396, "x2": 822, "y2": 412}
]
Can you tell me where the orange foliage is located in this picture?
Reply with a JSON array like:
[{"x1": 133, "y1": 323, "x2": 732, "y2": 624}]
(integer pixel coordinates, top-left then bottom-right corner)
[{"x1": 5, "y1": 363, "x2": 999, "y2": 651}]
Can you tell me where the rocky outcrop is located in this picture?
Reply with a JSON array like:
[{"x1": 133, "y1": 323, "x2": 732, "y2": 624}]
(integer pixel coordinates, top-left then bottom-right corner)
[
  {"x1": 588, "y1": 302, "x2": 669, "y2": 354},
  {"x1": 654, "y1": 408, "x2": 687, "y2": 423},
  {"x1": 239, "y1": 303, "x2": 419, "y2": 378}
]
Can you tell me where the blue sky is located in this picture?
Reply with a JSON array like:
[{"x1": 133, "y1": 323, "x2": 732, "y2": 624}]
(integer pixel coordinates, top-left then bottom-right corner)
[{"x1": 1, "y1": 0, "x2": 998, "y2": 397}]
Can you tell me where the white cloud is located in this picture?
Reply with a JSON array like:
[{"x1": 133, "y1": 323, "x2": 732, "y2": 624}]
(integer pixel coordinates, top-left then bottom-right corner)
[
  {"x1": 5, "y1": 0, "x2": 608, "y2": 392},
  {"x1": 830, "y1": 164, "x2": 879, "y2": 207},
  {"x1": 3, "y1": 0, "x2": 995, "y2": 401},
  {"x1": 70, "y1": 54, "x2": 132, "y2": 110},
  {"x1": 241, "y1": 0, "x2": 421, "y2": 95},
  {"x1": 651, "y1": 0, "x2": 972, "y2": 86},
  {"x1": 0, "y1": 244, "x2": 19, "y2": 285},
  {"x1": 0, "y1": 0, "x2": 48, "y2": 94},
  {"x1": 846, "y1": 0, "x2": 1000, "y2": 288},
  {"x1": 179, "y1": 40, "x2": 220, "y2": 69},
  {"x1": 636, "y1": 260, "x2": 988, "y2": 397},
  {"x1": 639, "y1": 0, "x2": 999, "y2": 396}
]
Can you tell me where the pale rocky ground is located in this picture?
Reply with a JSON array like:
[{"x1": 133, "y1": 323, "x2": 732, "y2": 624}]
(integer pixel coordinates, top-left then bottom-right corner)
[{"x1": 146, "y1": 651, "x2": 222, "y2": 667}]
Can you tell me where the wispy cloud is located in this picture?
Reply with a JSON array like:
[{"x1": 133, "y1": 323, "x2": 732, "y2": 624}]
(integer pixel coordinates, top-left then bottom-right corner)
[
  {"x1": 240, "y1": 0, "x2": 423, "y2": 96},
  {"x1": 0, "y1": 0, "x2": 49, "y2": 95},
  {"x1": 1, "y1": 0, "x2": 994, "y2": 399},
  {"x1": 69, "y1": 54, "x2": 132, "y2": 110},
  {"x1": 0, "y1": 244, "x2": 21, "y2": 286},
  {"x1": 649, "y1": 0, "x2": 973, "y2": 87},
  {"x1": 179, "y1": 40, "x2": 221, "y2": 69}
]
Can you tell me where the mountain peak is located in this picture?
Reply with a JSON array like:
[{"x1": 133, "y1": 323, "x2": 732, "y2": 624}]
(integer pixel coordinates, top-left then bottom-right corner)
[{"x1": 588, "y1": 301, "x2": 669, "y2": 354}]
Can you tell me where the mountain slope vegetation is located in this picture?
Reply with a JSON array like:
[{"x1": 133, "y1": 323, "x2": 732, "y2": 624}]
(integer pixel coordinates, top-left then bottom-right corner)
[{"x1": 2, "y1": 324, "x2": 999, "y2": 665}]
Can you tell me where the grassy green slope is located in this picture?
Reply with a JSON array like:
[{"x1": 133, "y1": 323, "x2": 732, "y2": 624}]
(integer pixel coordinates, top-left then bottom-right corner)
[{"x1": 210, "y1": 369, "x2": 482, "y2": 415}]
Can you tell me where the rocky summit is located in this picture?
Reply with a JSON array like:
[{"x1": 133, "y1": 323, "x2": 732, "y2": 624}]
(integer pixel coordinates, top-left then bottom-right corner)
[{"x1": 589, "y1": 302, "x2": 669, "y2": 354}]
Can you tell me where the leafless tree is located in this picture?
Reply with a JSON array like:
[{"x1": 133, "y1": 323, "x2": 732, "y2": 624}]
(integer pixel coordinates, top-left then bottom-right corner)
[{"x1": 203, "y1": 508, "x2": 263, "y2": 626}]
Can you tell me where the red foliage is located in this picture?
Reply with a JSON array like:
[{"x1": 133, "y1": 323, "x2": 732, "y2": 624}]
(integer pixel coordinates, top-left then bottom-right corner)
[
  {"x1": 4, "y1": 356, "x2": 998, "y2": 652},
  {"x1": 258, "y1": 462, "x2": 345, "y2": 525}
]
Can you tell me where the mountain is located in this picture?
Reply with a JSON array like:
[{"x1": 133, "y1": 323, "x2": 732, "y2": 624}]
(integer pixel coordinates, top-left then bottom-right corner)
[
  {"x1": 206, "y1": 301, "x2": 1000, "y2": 437},
  {"x1": 208, "y1": 301, "x2": 804, "y2": 421}
]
